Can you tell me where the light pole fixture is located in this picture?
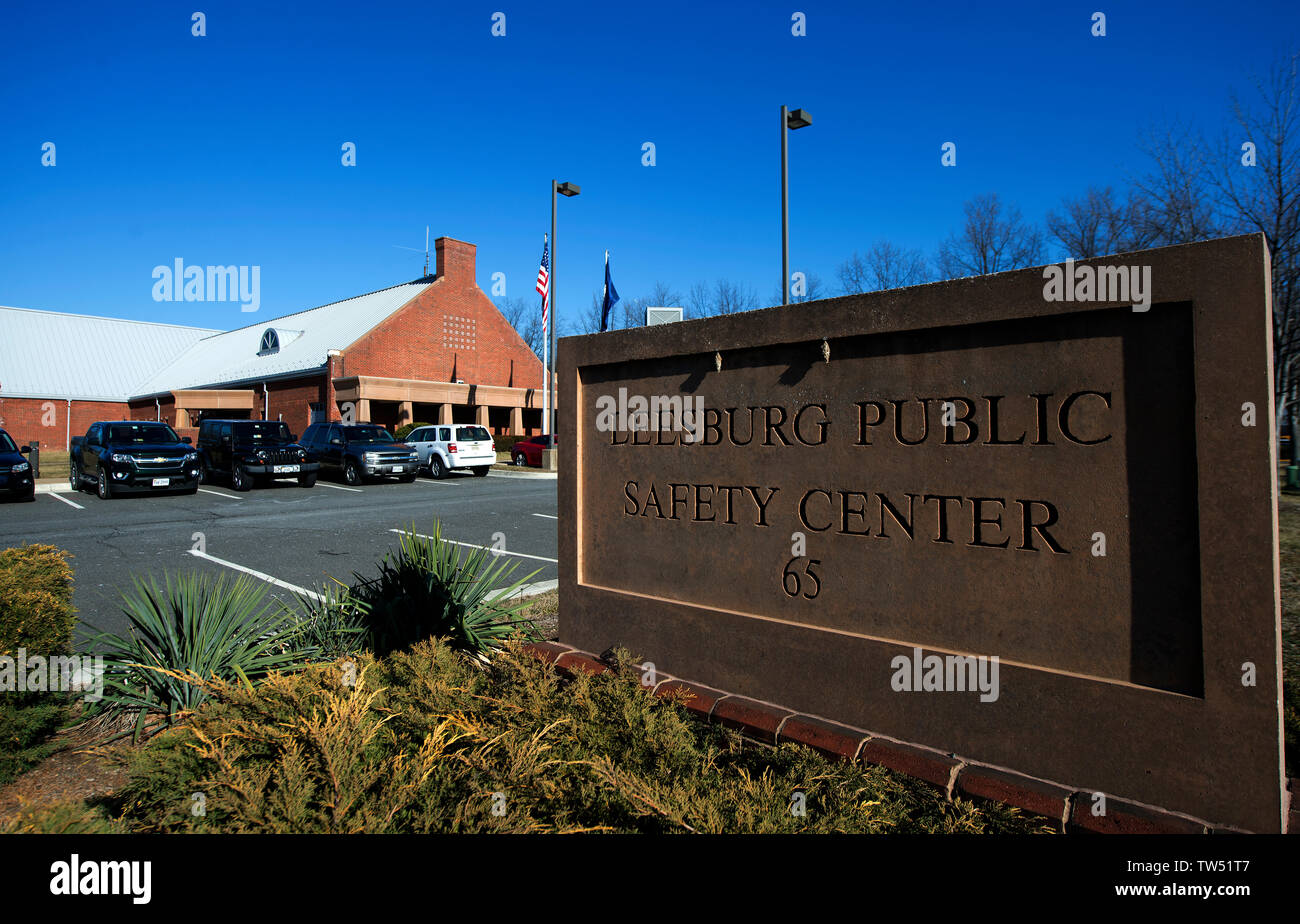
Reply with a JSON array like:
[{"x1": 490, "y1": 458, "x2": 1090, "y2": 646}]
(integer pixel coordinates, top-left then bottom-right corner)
[
  {"x1": 549, "y1": 179, "x2": 581, "y2": 437},
  {"x1": 781, "y1": 105, "x2": 812, "y2": 306}
]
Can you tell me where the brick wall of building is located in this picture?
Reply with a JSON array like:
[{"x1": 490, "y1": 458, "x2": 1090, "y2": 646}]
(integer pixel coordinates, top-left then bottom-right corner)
[
  {"x1": 343, "y1": 238, "x2": 544, "y2": 390},
  {"x1": 266, "y1": 375, "x2": 328, "y2": 435},
  {"x1": 128, "y1": 395, "x2": 176, "y2": 426},
  {"x1": 0, "y1": 396, "x2": 130, "y2": 451}
]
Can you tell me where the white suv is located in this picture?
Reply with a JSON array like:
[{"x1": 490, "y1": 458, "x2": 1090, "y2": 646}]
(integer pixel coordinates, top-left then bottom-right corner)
[{"x1": 407, "y1": 424, "x2": 496, "y2": 478}]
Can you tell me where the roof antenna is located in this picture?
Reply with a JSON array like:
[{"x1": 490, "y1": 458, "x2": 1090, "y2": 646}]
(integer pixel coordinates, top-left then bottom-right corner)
[{"x1": 391, "y1": 226, "x2": 432, "y2": 279}]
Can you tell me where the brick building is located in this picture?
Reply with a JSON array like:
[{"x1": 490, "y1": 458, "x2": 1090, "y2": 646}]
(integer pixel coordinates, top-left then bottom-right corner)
[{"x1": 0, "y1": 237, "x2": 551, "y2": 450}]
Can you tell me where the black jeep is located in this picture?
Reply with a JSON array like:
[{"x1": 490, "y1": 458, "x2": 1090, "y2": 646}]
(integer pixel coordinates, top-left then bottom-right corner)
[{"x1": 196, "y1": 419, "x2": 318, "y2": 491}]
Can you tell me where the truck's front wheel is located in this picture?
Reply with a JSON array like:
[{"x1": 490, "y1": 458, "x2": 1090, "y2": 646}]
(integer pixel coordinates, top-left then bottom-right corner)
[
  {"x1": 69, "y1": 460, "x2": 81, "y2": 492},
  {"x1": 231, "y1": 465, "x2": 252, "y2": 492},
  {"x1": 97, "y1": 468, "x2": 113, "y2": 500}
]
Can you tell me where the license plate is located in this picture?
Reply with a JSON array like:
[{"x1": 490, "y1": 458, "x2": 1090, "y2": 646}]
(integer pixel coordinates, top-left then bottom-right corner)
[
  {"x1": 151, "y1": 477, "x2": 169, "y2": 487},
  {"x1": 272, "y1": 465, "x2": 300, "y2": 474},
  {"x1": 390, "y1": 465, "x2": 402, "y2": 472}
]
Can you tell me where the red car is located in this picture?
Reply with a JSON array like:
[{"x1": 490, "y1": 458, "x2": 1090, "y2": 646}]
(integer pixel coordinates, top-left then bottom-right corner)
[{"x1": 511, "y1": 435, "x2": 557, "y2": 467}]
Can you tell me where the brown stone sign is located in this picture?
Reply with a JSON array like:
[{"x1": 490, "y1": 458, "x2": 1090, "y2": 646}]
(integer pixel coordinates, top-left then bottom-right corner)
[{"x1": 558, "y1": 234, "x2": 1287, "y2": 832}]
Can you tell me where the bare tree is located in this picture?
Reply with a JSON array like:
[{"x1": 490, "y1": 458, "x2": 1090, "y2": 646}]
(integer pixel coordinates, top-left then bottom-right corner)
[
  {"x1": 773, "y1": 271, "x2": 825, "y2": 304},
  {"x1": 574, "y1": 291, "x2": 652, "y2": 333},
  {"x1": 1129, "y1": 122, "x2": 1223, "y2": 246},
  {"x1": 714, "y1": 279, "x2": 759, "y2": 315},
  {"x1": 934, "y1": 193, "x2": 1045, "y2": 279},
  {"x1": 647, "y1": 281, "x2": 684, "y2": 315},
  {"x1": 494, "y1": 296, "x2": 545, "y2": 359},
  {"x1": 1209, "y1": 53, "x2": 1300, "y2": 439},
  {"x1": 618, "y1": 295, "x2": 649, "y2": 330},
  {"x1": 687, "y1": 281, "x2": 714, "y2": 318},
  {"x1": 1046, "y1": 186, "x2": 1161, "y2": 259},
  {"x1": 839, "y1": 241, "x2": 929, "y2": 293}
]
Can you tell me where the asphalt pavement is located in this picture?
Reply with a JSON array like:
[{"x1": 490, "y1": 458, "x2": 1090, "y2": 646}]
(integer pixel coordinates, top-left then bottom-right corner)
[{"x1": 0, "y1": 469, "x2": 558, "y2": 646}]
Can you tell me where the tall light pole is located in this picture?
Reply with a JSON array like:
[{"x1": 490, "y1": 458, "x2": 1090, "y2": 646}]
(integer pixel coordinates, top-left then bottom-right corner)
[
  {"x1": 781, "y1": 105, "x2": 812, "y2": 305},
  {"x1": 549, "y1": 180, "x2": 580, "y2": 436}
]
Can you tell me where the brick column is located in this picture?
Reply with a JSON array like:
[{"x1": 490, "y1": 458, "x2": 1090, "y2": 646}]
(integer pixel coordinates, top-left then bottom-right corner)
[
  {"x1": 398, "y1": 401, "x2": 414, "y2": 426},
  {"x1": 509, "y1": 406, "x2": 523, "y2": 434},
  {"x1": 355, "y1": 398, "x2": 371, "y2": 423},
  {"x1": 438, "y1": 403, "x2": 453, "y2": 424},
  {"x1": 474, "y1": 405, "x2": 490, "y2": 427}
]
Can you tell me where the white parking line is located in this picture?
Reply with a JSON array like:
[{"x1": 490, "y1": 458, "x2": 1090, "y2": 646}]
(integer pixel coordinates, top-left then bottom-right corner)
[
  {"x1": 388, "y1": 529, "x2": 559, "y2": 563},
  {"x1": 187, "y1": 549, "x2": 322, "y2": 601},
  {"x1": 198, "y1": 488, "x2": 241, "y2": 500},
  {"x1": 531, "y1": 513, "x2": 557, "y2": 520},
  {"x1": 48, "y1": 492, "x2": 84, "y2": 509},
  {"x1": 412, "y1": 478, "x2": 455, "y2": 486},
  {"x1": 317, "y1": 482, "x2": 364, "y2": 493}
]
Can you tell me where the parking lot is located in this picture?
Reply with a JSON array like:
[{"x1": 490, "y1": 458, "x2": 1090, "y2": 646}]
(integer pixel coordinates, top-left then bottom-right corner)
[{"x1": 0, "y1": 469, "x2": 557, "y2": 645}]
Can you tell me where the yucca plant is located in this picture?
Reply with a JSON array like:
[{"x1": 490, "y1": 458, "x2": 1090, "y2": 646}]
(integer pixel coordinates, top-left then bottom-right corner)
[
  {"x1": 87, "y1": 571, "x2": 309, "y2": 734},
  {"x1": 352, "y1": 521, "x2": 541, "y2": 657},
  {"x1": 288, "y1": 579, "x2": 369, "y2": 659}
]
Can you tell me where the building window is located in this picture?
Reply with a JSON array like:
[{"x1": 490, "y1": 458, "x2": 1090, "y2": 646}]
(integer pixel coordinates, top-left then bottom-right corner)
[{"x1": 258, "y1": 329, "x2": 280, "y2": 355}]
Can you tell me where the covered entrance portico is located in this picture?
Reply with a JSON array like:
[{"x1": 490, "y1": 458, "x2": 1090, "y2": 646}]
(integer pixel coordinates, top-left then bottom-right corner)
[{"x1": 331, "y1": 375, "x2": 554, "y2": 436}]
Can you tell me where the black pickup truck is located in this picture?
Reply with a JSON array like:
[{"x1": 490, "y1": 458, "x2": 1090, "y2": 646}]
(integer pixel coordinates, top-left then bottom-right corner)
[
  {"x1": 196, "y1": 418, "x2": 318, "y2": 490},
  {"x1": 300, "y1": 422, "x2": 419, "y2": 485},
  {"x1": 70, "y1": 421, "x2": 200, "y2": 499}
]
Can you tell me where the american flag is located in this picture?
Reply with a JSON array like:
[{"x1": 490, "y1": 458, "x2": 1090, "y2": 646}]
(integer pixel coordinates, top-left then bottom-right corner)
[{"x1": 535, "y1": 235, "x2": 550, "y2": 331}]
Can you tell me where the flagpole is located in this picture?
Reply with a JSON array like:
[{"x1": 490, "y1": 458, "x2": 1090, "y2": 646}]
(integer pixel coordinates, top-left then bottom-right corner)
[
  {"x1": 541, "y1": 235, "x2": 549, "y2": 439},
  {"x1": 549, "y1": 181, "x2": 557, "y2": 437}
]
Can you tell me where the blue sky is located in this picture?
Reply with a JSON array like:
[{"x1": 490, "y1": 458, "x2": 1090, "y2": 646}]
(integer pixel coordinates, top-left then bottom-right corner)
[{"x1": 1, "y1": 0, "x2": 1296, "y2": 332}]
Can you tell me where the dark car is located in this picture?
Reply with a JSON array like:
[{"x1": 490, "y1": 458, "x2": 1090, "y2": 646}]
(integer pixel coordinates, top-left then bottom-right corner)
[
  {"x1": 510, "y1": 434, "x2": 557, "y2": 467},
  {"x1": 300, "y1": 422, "x2": 419, "y2": 486},
  {"x1": 70, "y1": 420, "x2": 200, "y2": 499},
  {"x1": 197, "y1": 419, "x2": 319, "y2": 491},
  {"x1": 0, "y1": 429, "x2": 36, "y2": 502}
]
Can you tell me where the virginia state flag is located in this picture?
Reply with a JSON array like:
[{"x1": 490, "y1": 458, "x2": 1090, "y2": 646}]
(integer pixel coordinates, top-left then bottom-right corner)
[{"x1": 600, "y1": 250, "x2": 620, "y2": 332}]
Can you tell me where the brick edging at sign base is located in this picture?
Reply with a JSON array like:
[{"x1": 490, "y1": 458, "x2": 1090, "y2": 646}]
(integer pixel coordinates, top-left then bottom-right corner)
[{"x1": 523, "y1": 641, "x2": 1295, "y2": 835}]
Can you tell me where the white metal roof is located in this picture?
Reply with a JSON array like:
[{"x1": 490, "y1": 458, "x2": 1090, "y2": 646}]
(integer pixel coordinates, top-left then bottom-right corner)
[
  {"x1": 0, "y1": 306, "x2": 217, "y2": 402},
  {"x1": 130, "y1": 280, "x2": 431, "y2": 397}
]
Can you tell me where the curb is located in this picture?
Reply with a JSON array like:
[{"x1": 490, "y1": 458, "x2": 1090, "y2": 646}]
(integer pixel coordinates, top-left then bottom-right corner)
[
  {"x1": 488, "y1": 468, "x2": 557, "y2": 480},
  {"x1": 522, "y1": 640, "x2": 1295, "y2": 835},
  {"x1": 492, "y1": 579, "x2": 558, "y2": 600}
]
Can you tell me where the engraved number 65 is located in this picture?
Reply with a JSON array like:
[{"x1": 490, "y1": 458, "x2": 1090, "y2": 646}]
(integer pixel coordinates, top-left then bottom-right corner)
[{"x1": 782, "y1": 557, "x2": 821, "y2": 599}]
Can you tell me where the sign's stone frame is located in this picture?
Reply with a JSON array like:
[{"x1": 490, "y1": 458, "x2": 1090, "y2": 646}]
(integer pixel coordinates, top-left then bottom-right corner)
[{"x1": 558, "y1": 234, "x2": 1285, "y2": 833}]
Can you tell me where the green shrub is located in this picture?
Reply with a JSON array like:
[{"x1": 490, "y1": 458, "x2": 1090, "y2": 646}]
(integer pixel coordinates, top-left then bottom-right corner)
[
  {"x1": 0, "y1": 799, "x2": 121, "y2": 834},
  {"x1": 0, "y1": 544, "x2": 76, "y2": 658},
  {"x1": 394, "y1": 422, "x2": 431, "y2": 442},
  {"x1": 88, "y1": 572, "x2": 312, "y2": 732},
  {"x1": 108, "y1": 638, "x2": 1049, "y2": 834},
  {"x1": 351, "y1": 522, "x2": 540, "y2": 657},
  {"x1": 0, "y1": 692, "x2": 69, "y2": 784}
]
